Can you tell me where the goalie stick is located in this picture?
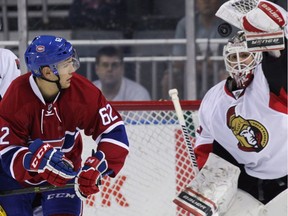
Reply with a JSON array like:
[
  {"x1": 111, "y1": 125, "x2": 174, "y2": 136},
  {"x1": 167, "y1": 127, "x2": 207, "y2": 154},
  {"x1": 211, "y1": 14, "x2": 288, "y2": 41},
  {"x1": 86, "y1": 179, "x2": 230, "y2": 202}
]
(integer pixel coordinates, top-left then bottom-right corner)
[
  {"x1": 169, "y1": 89, "x2": 240, "y2": 216},
  {"x1": 169, "y1": 89, "x2": 199, "y2": 174}
]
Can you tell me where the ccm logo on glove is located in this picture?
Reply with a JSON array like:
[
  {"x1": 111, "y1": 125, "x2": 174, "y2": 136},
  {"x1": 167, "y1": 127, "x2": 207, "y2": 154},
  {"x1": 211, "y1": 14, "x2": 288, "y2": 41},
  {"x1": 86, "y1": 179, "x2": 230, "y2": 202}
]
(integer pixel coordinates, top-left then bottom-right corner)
[
  {"x1": 23, "y1": 139, "x2": 76, "y2": 186},
  {"x1": 86, "y1": 157, "x2": 97, "y2": 165},
  {"x1": 75, "y1": 150, "x2": 108, "y2": 201},
  {"x1": 31, "y1": 143, "x2": 53, "y2": 169}
]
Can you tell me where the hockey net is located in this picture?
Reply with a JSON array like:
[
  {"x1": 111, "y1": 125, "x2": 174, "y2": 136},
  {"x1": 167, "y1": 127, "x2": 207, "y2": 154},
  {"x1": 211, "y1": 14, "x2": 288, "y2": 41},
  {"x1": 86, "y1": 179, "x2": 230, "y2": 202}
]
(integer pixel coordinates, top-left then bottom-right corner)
[{"x1": 81, "y1": 100, "x2": 201, "y2": 216}]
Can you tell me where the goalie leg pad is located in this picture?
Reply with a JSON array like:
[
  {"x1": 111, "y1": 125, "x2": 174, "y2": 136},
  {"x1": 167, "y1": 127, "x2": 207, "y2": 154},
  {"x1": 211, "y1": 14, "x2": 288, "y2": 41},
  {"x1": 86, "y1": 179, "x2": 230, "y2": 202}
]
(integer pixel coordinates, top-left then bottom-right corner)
[
  {"x1": 173, "y1": 153, "x2": 240, "y2": 215},
  {"x1": 174, "y1": 189, "x2": 217, "y2": 216}
]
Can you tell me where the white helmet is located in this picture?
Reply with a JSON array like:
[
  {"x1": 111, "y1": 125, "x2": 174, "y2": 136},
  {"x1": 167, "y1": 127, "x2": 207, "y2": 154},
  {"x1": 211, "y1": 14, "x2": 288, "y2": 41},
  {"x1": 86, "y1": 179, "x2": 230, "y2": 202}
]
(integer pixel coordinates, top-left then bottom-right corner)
[{"x1": 223, "y1": 31, "x2": 262, "y2": 88}]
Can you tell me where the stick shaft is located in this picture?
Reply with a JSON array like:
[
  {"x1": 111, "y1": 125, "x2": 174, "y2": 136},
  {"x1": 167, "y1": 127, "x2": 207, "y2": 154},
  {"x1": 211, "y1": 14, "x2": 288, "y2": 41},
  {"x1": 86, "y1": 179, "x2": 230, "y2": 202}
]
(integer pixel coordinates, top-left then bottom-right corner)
[
  {"x1": 0, "y1": 170, "x2": 112, "y2": 197},
  {"x1": 0, "y1": 184, "x2": 74, "y2": 197},
  {"x1": 169, "y1": 89, "x2": 199, "y2": 174}
]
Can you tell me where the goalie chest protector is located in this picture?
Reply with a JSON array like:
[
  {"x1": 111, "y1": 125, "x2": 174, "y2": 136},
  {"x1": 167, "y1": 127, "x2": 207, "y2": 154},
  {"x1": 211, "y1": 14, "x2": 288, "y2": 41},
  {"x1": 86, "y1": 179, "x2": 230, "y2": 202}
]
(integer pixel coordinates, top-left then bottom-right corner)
[{"x1": 196, "y1": 65, "x2": 287, "y2": 180}]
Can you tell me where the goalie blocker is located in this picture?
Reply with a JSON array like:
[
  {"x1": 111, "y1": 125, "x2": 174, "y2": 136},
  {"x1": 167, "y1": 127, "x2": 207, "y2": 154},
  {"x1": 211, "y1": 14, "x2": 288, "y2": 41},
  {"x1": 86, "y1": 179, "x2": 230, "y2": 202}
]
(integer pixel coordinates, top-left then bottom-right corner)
[{"x1": 245, "y1": 31, "x2": 285, "y2": 52}]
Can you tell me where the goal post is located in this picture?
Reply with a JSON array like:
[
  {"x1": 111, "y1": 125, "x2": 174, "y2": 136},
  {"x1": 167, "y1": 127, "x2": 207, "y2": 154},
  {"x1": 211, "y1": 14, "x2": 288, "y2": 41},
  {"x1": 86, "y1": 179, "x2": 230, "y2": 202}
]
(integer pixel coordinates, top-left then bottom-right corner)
[{"x1": 81, "y1": 100, "x2": 201, "y2": 216}]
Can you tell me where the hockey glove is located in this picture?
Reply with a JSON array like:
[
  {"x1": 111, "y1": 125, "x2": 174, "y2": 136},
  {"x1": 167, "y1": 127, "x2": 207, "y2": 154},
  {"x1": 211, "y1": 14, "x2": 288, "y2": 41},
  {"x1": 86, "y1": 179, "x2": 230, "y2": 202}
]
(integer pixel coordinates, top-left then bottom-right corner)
[
  {"x1": 75, "y1": 150, "x2": 108, "y2": 201},
  {"x1": 241, "y1": 0, "x2": 287, "y2": 33},
  {"x1": 23, "y1": 139, "x2": 76, "y2": 186}
]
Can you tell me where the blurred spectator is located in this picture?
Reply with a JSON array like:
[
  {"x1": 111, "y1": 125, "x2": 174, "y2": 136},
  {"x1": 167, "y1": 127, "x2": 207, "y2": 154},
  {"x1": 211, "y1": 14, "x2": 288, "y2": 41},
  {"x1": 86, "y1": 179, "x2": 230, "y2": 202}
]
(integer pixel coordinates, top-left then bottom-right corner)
[
  {"x1": 161, "y1": 0, "x2": 238, "y2": 99},
  {"x1": 93, "y1": 46, "x2": 151, "y2": 101},
  {"x1": 69, "y1": 0, "x2": 127, "y2": 30}
]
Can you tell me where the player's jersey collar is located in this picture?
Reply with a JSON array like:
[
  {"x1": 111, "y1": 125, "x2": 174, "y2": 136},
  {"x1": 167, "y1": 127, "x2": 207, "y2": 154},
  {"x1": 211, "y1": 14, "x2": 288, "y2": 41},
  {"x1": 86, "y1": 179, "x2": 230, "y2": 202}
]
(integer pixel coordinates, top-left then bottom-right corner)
[
  {"x1": 224, "y1": 77, "x2": 247, "y2": 99},
  {"x1": 29, "y1": 74, "x2": 60, "y2": 105}
]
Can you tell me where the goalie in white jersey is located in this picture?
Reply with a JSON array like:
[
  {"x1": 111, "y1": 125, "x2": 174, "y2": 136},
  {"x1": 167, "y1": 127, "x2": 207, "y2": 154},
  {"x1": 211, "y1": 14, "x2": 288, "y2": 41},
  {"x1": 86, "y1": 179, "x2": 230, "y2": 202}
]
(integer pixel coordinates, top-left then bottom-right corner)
[
  {"x1": 194, "y1": 3, "x2": 287, "y2": 205},
  {"x1": 0, "y1": 48, "x2": 21, "y2": 101}
]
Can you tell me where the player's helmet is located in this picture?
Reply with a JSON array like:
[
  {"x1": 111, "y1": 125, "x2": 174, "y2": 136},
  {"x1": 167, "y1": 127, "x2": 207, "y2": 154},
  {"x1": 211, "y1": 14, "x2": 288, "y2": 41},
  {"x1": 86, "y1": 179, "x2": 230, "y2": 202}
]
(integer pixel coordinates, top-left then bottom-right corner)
[
  {"x1": 25, "y1": 35, "x2": 80, "y2": 77},
  {"x1": 223, "y1": 31, "x2": 262, "y2": 88}
]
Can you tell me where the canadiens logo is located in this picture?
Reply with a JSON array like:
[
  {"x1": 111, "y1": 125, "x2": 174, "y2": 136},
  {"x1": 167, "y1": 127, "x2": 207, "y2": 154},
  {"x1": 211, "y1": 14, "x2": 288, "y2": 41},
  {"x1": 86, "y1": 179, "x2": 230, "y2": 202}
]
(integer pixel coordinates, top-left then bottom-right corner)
[
  {"x1": 36, "y1": 45, "x2": 45, "y2": 52},
  {"x1": 227, "y1": 106, "x2": 269, "y2": 152}
]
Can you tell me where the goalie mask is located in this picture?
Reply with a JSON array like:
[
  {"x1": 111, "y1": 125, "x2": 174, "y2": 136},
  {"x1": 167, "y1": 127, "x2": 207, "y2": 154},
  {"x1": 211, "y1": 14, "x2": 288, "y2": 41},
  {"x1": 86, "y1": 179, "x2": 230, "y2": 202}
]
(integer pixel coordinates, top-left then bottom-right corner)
[{"x1": 223, "y1": 31, "x2": 262, "y2": 88}]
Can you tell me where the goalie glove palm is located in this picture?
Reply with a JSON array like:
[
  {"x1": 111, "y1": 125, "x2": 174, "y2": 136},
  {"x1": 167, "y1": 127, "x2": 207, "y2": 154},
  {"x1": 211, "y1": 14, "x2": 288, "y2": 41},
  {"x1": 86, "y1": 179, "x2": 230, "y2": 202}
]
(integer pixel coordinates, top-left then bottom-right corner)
[
  {"x1": 75, "y1": 150, "x2": 108, "y2": 200},
  {"x1": 23, "y1": 139, "x2": 76, "y2": 186},
  {"x1": 241, "y1": 0, "x2": 287, "y2": 33}
]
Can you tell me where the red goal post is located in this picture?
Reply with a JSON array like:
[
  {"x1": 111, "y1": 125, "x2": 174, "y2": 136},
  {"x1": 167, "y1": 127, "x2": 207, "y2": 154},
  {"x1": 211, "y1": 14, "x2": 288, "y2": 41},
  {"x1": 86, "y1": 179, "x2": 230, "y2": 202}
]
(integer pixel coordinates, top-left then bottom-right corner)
[{"x1": 81, "y1": 100, "x2": 201, "y2": 216}]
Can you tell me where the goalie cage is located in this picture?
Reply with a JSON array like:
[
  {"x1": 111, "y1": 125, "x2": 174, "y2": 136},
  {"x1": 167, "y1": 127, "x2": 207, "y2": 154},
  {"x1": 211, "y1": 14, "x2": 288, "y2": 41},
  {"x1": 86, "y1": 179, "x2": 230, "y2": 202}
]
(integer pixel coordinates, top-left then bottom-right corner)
[{"x1": 81, "y1": 100, "x2": 201, "y2": 216}]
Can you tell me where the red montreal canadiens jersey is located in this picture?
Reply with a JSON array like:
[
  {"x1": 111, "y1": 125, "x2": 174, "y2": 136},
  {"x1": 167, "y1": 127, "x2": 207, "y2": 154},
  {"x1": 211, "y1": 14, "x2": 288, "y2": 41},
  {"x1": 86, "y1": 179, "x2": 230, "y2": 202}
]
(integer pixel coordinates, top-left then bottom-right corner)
[
  {"x1": 0, "y1": 72, "x2": 129, "y2": 186},
  {"x1": 195, "y1": 50, "x2": 287, "y2": 180}
]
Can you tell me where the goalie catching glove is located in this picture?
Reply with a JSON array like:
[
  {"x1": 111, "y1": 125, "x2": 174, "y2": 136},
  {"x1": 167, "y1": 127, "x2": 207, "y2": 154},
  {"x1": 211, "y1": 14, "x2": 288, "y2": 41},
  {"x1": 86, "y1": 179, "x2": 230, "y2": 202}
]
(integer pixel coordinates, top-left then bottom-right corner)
[
  {"x1": 241, "y1": 0, "x2": 287, "y2": 33},
  {"x1": 23, "y1": 139, "x2": 76, "y2": 186},
  {"x1": 75, "y1": 150, "x2": 108, "y2": 201}
]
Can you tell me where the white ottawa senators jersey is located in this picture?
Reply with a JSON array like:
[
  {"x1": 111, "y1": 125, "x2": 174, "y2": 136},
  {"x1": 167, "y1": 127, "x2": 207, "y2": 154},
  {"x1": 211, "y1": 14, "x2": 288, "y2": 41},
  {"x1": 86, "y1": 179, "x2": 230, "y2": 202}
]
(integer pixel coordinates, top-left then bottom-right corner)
[
  {"x1": 195, "y1": 62, "x2": 287, "y2": 180},
  {"x1": 0, "y1": 48, "x2": 21, "y2": 100}
]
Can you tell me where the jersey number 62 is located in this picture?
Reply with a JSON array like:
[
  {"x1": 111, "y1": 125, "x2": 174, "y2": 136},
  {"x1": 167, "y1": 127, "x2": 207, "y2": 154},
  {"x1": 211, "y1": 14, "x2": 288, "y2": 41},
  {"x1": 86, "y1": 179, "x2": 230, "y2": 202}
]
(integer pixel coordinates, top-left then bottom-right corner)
[{"x1": 99, "y1": 104, "x2": 118, "y2": 126}]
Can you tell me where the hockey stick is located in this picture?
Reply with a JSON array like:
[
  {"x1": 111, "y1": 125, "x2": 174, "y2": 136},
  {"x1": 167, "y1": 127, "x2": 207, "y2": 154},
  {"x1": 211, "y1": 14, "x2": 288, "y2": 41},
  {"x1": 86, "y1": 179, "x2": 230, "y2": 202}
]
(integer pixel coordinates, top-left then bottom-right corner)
[
  {"x1": 0, "y1": 169, "x2": 112, "y2": 197},
  {"x1": 0, "y1": 183, "x2": 74, "y2": 197},
  {"x1": 169, "y1": 89, "x2": 199, "y2": 174},
  {"x1": 170, "y1": 89, "x2": 241, "y2": 216}
]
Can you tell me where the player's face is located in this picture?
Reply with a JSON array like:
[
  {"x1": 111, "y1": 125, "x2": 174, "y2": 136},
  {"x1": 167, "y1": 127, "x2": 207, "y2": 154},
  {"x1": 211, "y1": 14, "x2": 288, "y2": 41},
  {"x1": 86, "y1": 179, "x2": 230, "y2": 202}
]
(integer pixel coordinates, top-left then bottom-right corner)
[
  {"x1": 56, "y1": 57, "x2": 77, "y2": 89},
  {"x1": 228, "y1": 52, "x2": 254, "y2": 70},
  {"x1": 96, "y1": 56, "x2": 124, "y2": 87},
  {"x1": 226, "y1": 51, "x2": 255, "y2": 88}
]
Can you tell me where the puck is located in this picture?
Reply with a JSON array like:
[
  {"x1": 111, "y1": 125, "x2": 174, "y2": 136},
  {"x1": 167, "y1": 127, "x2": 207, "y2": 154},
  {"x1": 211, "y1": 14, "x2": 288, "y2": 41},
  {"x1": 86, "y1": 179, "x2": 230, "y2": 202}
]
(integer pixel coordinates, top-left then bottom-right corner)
[{"x1": 218, "y1": 23, "x2": 232, "y2": 37}]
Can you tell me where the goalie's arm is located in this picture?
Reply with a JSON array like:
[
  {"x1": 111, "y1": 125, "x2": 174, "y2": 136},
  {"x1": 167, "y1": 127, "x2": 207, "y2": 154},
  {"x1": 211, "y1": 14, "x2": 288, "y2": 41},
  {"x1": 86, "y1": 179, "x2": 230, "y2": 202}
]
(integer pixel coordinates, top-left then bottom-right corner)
[
  {"x1": 193, "y1": 88, "x2": 219, "y2": 169},
  {"x1": 262, "y1": 38, "x2": 287, "y2": 96},
  {"x1": 262, "y1": 38, "x2": 287, "y2": 113},
  {"x1": 233, "y1": 0, "x2": 288, "y2": 112},
  {"x1": 0, "y1": 49, "x2": 21, "y2": 100}
]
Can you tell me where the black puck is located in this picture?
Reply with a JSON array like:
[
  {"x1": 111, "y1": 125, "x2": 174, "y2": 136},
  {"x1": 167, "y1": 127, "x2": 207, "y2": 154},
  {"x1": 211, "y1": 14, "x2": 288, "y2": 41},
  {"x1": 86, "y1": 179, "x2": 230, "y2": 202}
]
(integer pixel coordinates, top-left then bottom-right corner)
[{"x1": 218, "y1": 22, "x2": 233, "y2": 37}]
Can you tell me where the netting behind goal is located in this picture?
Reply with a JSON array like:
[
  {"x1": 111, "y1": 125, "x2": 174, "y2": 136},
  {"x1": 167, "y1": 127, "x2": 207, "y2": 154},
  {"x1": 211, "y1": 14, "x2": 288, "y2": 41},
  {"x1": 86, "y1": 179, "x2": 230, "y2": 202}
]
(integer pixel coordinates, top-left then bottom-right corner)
[{"x1": 81, "y1": 100, "x2": 201, "y2": 216}]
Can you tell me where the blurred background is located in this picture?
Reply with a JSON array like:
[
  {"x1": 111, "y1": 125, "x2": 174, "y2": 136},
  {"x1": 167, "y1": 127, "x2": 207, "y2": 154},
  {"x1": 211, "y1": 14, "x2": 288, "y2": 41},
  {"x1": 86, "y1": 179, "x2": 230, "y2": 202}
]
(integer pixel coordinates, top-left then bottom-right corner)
[{"x1": 0, "y1": 0, "x2": 238, "y2": 100}]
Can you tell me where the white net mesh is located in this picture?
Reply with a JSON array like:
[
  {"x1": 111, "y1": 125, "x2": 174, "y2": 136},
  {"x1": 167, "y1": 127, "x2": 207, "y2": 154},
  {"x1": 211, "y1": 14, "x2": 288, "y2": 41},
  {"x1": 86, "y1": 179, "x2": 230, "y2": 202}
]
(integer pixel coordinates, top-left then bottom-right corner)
[
  {"x1": 230, "y1": 0, "x2": 258, "y2": 14},
  {"x1": 81, "y1": 101, "x2": 200, "y2": 216},
  {"x1": 215, "y1": 0, "x2": 259, "y2": 29}
]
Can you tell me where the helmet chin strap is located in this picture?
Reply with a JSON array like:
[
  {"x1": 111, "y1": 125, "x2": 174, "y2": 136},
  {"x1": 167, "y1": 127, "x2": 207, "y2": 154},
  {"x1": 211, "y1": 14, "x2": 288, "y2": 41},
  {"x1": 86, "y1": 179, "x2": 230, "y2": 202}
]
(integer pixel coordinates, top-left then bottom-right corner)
[{"x1": 40, "y1": 75, "x2": 62, "y2": 92}]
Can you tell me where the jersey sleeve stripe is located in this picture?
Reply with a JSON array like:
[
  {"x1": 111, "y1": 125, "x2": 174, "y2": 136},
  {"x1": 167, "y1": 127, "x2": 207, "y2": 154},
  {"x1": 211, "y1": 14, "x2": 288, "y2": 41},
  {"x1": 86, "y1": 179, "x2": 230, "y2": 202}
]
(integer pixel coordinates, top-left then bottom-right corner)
[
  {"x1": 95, "y1": 120, "x2": 125, "y2": 143},
  {"x1": 10, "y1": 148, "x2": 28, "y2": 179},
  {"x1": 99, "y1": 138, "x2": 129, "y2": 151}
]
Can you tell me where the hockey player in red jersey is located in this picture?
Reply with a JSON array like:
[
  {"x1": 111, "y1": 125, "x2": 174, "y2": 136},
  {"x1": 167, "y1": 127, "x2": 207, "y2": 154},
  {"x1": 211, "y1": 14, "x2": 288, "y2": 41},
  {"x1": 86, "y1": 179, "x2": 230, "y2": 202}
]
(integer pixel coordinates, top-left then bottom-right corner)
[
  {"x1": 0, "y1": 35, "x2": 129, "y2": 215},
  {"x1": 194, "y1": 0, "x2": 287, "y2": 206}
]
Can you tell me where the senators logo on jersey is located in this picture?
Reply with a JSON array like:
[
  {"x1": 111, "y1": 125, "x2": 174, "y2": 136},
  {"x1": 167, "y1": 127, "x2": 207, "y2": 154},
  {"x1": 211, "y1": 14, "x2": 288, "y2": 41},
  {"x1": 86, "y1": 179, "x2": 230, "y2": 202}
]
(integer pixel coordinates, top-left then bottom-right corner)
[{"x1": 227, "y1": 106, "x2": 269, "y2": 152}]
